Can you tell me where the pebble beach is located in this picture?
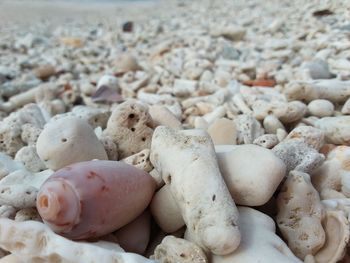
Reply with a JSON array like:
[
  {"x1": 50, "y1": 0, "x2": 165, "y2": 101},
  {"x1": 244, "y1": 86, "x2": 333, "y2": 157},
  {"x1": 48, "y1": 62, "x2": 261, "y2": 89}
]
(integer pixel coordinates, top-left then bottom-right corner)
[{"x1": 0, "y1": 0, "x2": 350, "y2": 262}]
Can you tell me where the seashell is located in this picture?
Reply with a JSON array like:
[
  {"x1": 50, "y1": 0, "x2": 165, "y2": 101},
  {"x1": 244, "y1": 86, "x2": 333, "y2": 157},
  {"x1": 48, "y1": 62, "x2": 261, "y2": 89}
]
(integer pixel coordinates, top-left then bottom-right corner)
[{"x1": 36, "y1": 160, "x2": 156, "y2": 239}]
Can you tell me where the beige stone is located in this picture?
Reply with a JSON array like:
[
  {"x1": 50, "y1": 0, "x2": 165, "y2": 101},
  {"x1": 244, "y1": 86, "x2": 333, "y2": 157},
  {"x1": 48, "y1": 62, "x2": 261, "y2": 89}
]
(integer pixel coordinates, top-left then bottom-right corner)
[
  {"x1": 150, "y1": 185, "x2": 184, "y2": 233},
  {"x1": 207, "y1": 118, "x2": 237, "y2": 145},
  {"x1": 33, "y1": 65, "x2": 56, "y2": 80},
  {"x1": 216, "y1": 144, "x2": 285, "y2": 206}
]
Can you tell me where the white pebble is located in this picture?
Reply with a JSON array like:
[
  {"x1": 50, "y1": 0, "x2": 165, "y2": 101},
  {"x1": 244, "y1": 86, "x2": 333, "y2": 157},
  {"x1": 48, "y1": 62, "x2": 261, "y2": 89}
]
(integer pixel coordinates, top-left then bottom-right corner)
[{"x1": 308, "y1": 99, "x2": 334, "y2": 117}]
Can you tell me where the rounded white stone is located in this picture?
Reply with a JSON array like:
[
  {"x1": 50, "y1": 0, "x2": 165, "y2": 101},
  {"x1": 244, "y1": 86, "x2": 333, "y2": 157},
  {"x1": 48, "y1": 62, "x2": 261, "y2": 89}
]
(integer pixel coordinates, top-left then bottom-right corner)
[
  {"x1": 37, "y1": 116, "x2": 108, "y2": 170},
  {"x1": 308, "y1": 99, "x2": 334, "y2": 117},
  {"x1": 216, "y1": 144, "x2": 286, "y2": 206}
]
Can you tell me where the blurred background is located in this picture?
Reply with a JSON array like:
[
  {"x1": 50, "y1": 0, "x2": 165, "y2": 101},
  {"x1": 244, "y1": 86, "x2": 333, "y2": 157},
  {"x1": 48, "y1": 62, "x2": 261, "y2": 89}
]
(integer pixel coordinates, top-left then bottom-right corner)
[{"x1": 0, "y1": 0, "x2": 164, "y2": 25}]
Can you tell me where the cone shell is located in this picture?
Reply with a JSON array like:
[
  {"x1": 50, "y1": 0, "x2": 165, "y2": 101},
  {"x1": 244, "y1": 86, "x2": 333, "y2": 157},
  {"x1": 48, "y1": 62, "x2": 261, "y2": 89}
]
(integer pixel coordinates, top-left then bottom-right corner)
[{"x1": 36, "y1": 160, "x2": 156, "y2": 240}]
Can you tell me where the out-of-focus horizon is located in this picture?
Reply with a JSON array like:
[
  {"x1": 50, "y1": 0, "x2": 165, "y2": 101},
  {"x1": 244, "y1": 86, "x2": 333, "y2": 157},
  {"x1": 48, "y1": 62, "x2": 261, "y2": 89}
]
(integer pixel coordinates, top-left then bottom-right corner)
[{"x1": 0, "y1": 0, "x2": 164, "y2": 26}]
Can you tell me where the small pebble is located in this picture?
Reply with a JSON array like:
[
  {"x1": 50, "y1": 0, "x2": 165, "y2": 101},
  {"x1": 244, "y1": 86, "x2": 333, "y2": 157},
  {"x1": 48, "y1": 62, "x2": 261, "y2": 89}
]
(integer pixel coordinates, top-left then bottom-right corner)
[{"x1": 308, "y1": 99, "x2": 334, "y2": 117}]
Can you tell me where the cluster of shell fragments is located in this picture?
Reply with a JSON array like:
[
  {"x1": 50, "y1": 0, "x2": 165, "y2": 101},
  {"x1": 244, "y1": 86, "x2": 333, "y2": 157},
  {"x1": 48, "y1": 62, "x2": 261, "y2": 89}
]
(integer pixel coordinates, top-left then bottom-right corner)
[{"x1": 0, "y1": 0, "x2": 350, "y2": 262}]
